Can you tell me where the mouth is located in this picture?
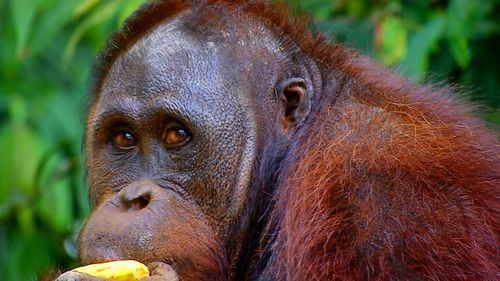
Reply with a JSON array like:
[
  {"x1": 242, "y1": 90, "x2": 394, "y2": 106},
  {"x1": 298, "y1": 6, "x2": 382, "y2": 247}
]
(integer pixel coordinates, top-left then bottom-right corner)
[
  {"x1": 80, "y1": 247, "x2": 178, "y2": 272},
  {"x1": 78, "y1": 229, "x2": 178, "y2": 268}
]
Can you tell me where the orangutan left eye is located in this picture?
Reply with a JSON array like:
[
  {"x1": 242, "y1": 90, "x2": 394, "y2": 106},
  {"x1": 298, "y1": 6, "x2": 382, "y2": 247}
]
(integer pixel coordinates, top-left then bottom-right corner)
[{"x1": 162, "y1": 124, "x2": 190, "y2": 148}]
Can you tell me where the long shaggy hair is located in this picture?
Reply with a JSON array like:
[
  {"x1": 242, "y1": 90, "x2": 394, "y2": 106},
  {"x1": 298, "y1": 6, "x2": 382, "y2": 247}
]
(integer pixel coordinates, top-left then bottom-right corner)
[{"x1": 89, "y1": 1, "x2": 500, "y2": 280}]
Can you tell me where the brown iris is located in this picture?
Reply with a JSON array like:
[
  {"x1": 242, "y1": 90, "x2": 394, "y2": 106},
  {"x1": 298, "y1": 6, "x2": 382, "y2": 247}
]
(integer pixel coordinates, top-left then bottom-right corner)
[
  {"x1": 112, "y1": 131, "x2": 136, "y2": 149},
  {"x1": 163, "y1": 124, "x2": 190, "y2": 148}
]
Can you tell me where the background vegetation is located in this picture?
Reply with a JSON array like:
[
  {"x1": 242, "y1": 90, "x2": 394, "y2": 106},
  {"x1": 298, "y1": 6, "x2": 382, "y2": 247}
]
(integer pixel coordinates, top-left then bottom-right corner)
[{"x1": 0, "y1": 0, "x2": 498, "y2": 280}]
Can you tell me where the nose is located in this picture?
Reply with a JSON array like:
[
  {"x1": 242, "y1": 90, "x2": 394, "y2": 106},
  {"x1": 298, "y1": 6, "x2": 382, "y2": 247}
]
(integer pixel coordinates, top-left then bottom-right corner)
[{"x1": 118, "y1": 180, "x2": 157, "y2": 211}]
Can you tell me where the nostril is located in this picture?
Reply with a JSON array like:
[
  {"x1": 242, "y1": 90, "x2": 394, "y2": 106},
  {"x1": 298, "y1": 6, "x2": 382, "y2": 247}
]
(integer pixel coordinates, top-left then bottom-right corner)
[
  {"x1": 119, "y1": 180, "x2": 156, "y2": 211},
  {"x1": 129, "y1": 195, "x2": 150, "y2": 211}
]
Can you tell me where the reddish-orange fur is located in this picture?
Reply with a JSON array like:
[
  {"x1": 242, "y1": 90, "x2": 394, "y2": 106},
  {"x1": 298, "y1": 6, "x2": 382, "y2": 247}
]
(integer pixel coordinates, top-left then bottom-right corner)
[
  {"x1": 92, "y1": 1, "x2": 499, "y2": 280},
  {"x1": 271, "y1": 63, "x2": 500, "y2": 280}
]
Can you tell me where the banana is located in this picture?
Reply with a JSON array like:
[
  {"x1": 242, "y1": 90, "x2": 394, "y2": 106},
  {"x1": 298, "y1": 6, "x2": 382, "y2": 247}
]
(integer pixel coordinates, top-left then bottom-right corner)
[{"x1": 72, "y1": 260, "x2": 150, "y2": 281}]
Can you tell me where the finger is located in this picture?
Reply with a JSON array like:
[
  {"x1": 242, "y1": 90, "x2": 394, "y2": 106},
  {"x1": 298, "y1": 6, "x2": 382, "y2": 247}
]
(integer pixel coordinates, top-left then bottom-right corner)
[
  {"x1": 147, "y1": 262, "x2": 179, "y2": 281},
  {"x1": 55, "y1": 271, "x2": 106, "y2": 281}
]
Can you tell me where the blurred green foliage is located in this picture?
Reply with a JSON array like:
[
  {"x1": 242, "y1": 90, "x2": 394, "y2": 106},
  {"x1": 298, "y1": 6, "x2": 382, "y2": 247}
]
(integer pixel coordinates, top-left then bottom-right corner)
[{"x1": 0, "y1": 0, "x2": 499, "y2": 280}]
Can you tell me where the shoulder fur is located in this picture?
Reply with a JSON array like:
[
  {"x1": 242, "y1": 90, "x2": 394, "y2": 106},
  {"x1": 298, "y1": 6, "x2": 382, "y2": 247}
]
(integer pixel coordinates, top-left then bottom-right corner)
[{"x1": 271, "y1": 62, "x2": 500, "y2": 280}]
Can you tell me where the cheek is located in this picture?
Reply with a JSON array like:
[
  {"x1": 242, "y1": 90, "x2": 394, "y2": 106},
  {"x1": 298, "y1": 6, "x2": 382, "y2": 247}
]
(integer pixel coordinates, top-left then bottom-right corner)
[{"x1": 86, "y1": 155, "x2": 140, "y2": 206}]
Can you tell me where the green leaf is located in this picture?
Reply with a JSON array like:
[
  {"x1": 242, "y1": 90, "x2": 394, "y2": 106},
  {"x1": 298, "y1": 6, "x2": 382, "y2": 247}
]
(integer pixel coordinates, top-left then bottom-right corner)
[
  {"x1": 0, "y1": 96, "x2": 48, "y2": 203},
  {"x1": 6, "y1": 93, "x2": 26, "y2": 123},
  {"x1": 29, "y1": 1, "x2": 80, "y2": 58},
  {"x1": 34, "y1": 139, "x2": 78, "y2": 233},
  {"x1": 38, "y1": 175, "x2": 73, "y2": 233},
  {"x1": 117, "y1": 0, "x2": 145, "y2": 26},
  {"x1": 74, "y1": 0, "x2": 101, "y2": 18},
  {"x1": 445, "y1": 0, "x2": 485, "y2": 69},
  {"x1": 0, "y1": 11, "x2": 21, "y2": 77},
  {"x1": 345, "y1": 0, "x2": 365, "y2": 18},
  {"x1": 10, "y1": 0, "x2": 38, "y2": 57},
  {"x1": 300, "y1": 0, "x2": 333, "y2": 20},
  {"x1": 16, "y1": 207, "x2": 35, "y2": 234},
  {"x1": 401, "y1": 16, "x2": 446, "y2": 81},
  {"x1": 63, "y1": 0, "x2": 120, "y2": 64},
  {"x1": 378, "y1": 16, "x2": 408, "y2": 66},
  {"x1": 0, "y1": 123, "x2": 40, "y2": 198},
  {"x1": 484, "y1": 109, "x2": 500, "y2": 125},
  {"x1": 317, "y1": 19, "x2": 374, "y2": 56},
  {"x1": 3, "y1": 231, "x2": 54, "y2": 281},
  {"x1": 448, "y1": 35, "x2": 470, "y2": 69},
  {"x1": 35, "y1": 90, "x2": 85, "y2": 141}
]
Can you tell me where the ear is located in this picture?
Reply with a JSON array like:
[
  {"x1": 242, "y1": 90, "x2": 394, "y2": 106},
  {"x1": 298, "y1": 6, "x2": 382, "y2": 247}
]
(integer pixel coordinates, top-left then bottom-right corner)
[{"x1": 276, "y1": 78, "x2": 311, "y2": 133}]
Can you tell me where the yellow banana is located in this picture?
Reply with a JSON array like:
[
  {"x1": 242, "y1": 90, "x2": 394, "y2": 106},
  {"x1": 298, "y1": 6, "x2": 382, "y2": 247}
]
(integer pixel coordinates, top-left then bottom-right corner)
[{"x1": 72, "y1": 260, "x2": 150, "y2": 281}]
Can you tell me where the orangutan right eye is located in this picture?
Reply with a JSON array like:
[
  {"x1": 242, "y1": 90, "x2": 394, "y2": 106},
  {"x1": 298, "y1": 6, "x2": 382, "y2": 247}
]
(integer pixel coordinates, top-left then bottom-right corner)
[{"x1": 112, "y1": 130, "x2": 137, "y2": 150}]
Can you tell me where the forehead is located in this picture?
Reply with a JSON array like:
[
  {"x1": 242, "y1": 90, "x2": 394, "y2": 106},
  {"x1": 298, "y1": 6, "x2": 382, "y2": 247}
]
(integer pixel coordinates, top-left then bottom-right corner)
[
  {"x1": 97, "y1": 15, "x2": 282, "y2": 110},
  {"x1": 101, "y1": 20, "x2": 232, "y2": 104}
]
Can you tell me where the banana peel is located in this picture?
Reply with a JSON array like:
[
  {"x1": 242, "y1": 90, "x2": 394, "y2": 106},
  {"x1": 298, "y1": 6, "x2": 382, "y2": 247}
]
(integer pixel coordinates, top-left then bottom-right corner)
[{"x1": 72, "y1": 260, "x2": 150, "y2": 281}]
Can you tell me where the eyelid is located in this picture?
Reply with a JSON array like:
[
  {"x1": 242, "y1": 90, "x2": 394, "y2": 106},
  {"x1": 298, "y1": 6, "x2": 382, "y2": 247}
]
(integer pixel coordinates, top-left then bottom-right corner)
[
  {"x1": 91, "y1": 113, "x2": 136, "y2": 145},
  {"x1": 156, "y1": 109, "x2": 197, "y2": 137},
  {"x1": 163, "y1": 121, "x2": 185, "y2": 131},
  {"x1": 111, "y1": 125, "x2": 136, "y2": 139}
]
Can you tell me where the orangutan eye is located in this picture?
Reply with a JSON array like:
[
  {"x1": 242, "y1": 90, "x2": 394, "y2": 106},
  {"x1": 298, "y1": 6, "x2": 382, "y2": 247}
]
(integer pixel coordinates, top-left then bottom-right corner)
[
  {"x1": 112, "y1": 130, "x2": 137, "y2": 149},
  {"x1": 162, "y1": 124, "x2": 190, "y2": 148}
]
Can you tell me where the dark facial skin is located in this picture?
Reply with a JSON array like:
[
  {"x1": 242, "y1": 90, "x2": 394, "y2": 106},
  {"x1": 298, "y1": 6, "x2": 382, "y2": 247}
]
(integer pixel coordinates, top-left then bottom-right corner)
[{"x1": 74, "y1": 15, "x2": 313, "y2": 280}]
